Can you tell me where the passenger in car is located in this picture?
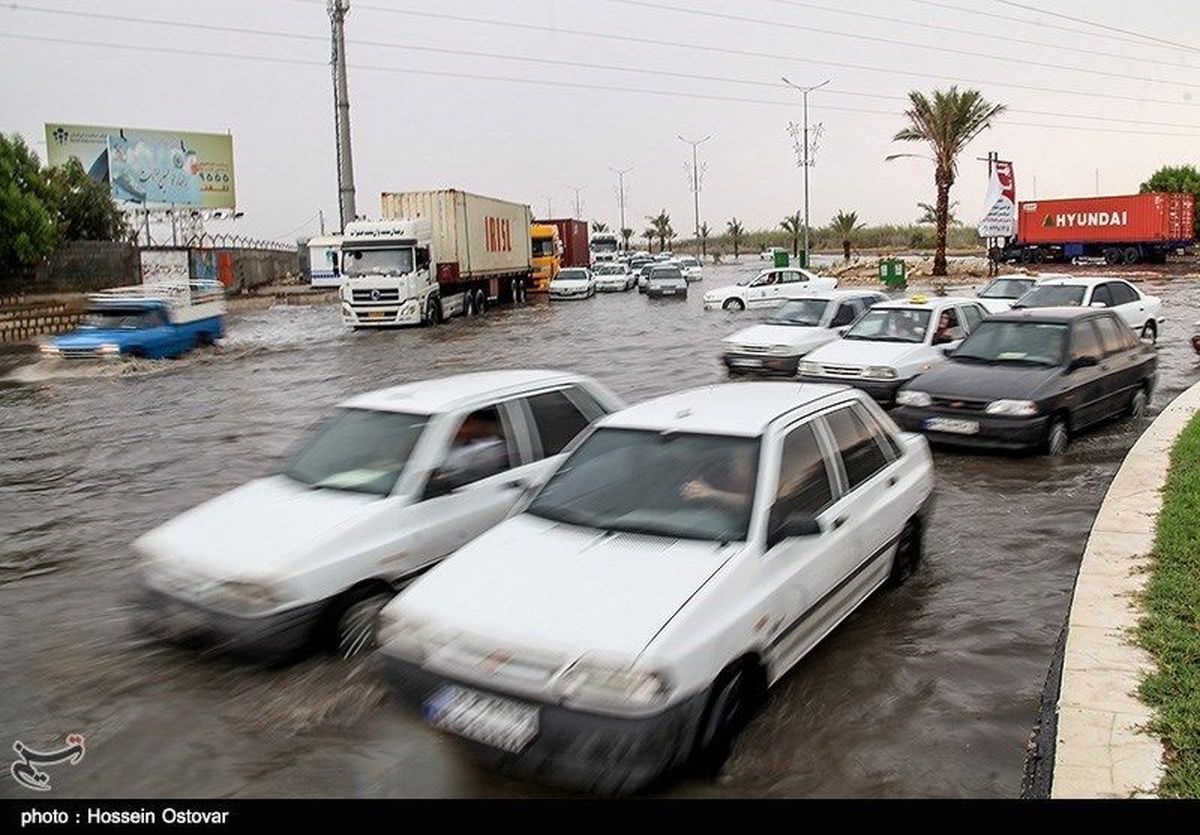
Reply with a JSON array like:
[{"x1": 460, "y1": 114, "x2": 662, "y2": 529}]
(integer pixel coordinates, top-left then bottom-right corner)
[{"x1": 680, "y1": 446, "x2": 757, "y2": 514}]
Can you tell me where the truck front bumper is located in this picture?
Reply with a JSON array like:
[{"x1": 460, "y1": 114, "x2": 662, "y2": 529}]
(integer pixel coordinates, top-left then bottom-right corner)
[
  {"x1": 342, "y1": 299, "x2": 422, "y2": 327},
  {"x1": 377, "y1": 651, "x2": 708, "y2": 795}
]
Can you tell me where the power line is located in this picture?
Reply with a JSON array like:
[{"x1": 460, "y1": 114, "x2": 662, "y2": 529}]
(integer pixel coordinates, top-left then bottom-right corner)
[
  {"x1": 992, "y1": 0, "x2": 1200, "y2": 53},
  {"x1": 4, "y1": 32, "x2": 1198, "y2": 140},
  {"x1": 312, "y1": 3, "x2": 1200, "y2": 109},
  {"x1": 7, "y1": 3, "x2": 1196, "y2": 129},
  {"x1": 600, "y1": 0, "x2": 1193, "y2": 86},
  {"x1": 755, "y1": 0, "x2": 1198, "y2": 70}
]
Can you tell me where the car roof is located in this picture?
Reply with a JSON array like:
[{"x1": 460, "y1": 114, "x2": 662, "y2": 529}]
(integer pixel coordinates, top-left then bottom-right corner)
[
  {"x1": 341, "y1": 370, "x2": 592, "y2": 414},
  {"x1": 988, "y1": 306, "x2": 1110, "y2": 324},
  {"x1": 1033, "y1": 275, "x2": 1128, "y2": 288},
  {"x1": 597, "y1": 382, "x2": 854, "y2": 437},
  {"x1": 872, "y1": 295, "x2": 977, "y2": 311},
  {"x1": 778, "y1": 289, "x2": 885, "y2": 303}
]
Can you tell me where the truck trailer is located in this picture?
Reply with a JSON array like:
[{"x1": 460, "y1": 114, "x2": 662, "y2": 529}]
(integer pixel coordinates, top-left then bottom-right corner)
[
  {"x1": 339, "y1": 190, "x2": 533, "y2": 328},
  {"x1": 993, "y1": 192, "x2": 1194, "y2": 265},
  {"x1": 536, "y1": 218, "x2": 590, "y2": 268}
]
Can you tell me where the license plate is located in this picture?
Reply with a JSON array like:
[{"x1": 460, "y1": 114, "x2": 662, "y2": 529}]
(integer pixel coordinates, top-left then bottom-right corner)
[
  {"x1": 925, "y1": 417, "x2": 980, "y2": 435},
  {"x1": 367, "y1": 311, "x2": 388, "y2": 319},
  {"x1": 424, "y1": 685, "x2": 539, "y2": 753}
]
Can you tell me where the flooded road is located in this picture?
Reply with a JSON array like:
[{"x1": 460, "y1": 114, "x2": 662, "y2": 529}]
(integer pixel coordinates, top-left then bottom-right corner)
[{"x1": 2, "y1": 262, "x2": 1197, "y2": 798}]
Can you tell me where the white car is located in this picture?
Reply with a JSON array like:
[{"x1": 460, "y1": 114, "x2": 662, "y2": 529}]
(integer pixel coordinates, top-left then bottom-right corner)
[
  {"x1": 376, "y1": 382, "x2": 934, "y2": 793},
  {"x1": 676, "y1": 256, "x2": 704, "y2": 283},
  {"x1": 704, "y1": 267, "x2": 838, "y2": 312},
  {"x1": 722, "y1": 291, "x2": 888, "y2": 377},
  {"x1": 593, "y1": 263, "x2": 634, "y2": 292},
  {"x1": 798, "y1": 296, "x2": 988, "y2": 405},
  {"x1": 133, "y1": 371, "x2": 623, "y2": 659},
  {"x1": 759, "y1": 246, "x2": 788, "y2": 261},
  {"x1": 646, "y1": 264, "x2": 688, "y2": 299},
  {"x1": 975, "y1": 275, "x2": 1042, "y2": 314},
  {"x1": 549, "y1": 268, "x2": 596, "y2": 300},
  {"x1": 1013, "y1": 276, "x2": 1163, "y2": 343}
]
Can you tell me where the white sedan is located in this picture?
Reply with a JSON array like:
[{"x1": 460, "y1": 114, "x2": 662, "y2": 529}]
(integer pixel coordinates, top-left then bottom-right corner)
[
  {"x1": 549, "y1": 267, "x2": 596, "y2": 300},
  {"x1": 704, "y1": 267, "x2": 838, "y2": 311},
  {"x1": 1013, "y1": 276, "x2": 1163, "y2": 343},
  {"x1": 676, "y1": 256, "x2": 704, "y2": 282},
  {"x1": 377, "y1": 382, "x2": 934, "y2": 793},
  {"x1": 593, "y1": 263, "x2": 634, "y2": 292}
]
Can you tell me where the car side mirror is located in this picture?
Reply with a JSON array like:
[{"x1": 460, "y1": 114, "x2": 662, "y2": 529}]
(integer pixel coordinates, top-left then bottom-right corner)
[
  {"x1": 1069, "y1": 355, "x2": 1099, "y2": 371},
  {"x1": 766, "y1": 504, "x2": 822, "y2": 549},
  {"x1": 1090, "y1": 301, "x2": 1109, "y2": 308}
]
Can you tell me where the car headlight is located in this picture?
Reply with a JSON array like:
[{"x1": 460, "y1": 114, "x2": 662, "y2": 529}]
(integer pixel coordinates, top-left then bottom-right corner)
[
  {"x1": 986, "y1": 399, "x2": 1039, "y2": 417},
  {"x1": 376, "y1": 609, "x2": 449, "y2": 662},
  {"x1": 862, "y1": 366, "x2": 898, "y2": 379},
  {"x1": 205, "y1": 581, "x2": 286, "y2": 615},
  {"x1": 39, "y1": 343, "x2": 61, "y2": 357},
  {"x1": 98, "y1": 343, "x2": 121, "y2": 356},
  {"x1": 896, "y1": 390, "x2": 933, "y2": 407},
  {"x1": 557, "y1": 660, "x2": 672, "y2": 715},
  {"x1": 799, "y1": 360, "x2": 824, "y2": 375},
  {"x1": 770, "y1": 345, "x2": 797, "y2": 356}
]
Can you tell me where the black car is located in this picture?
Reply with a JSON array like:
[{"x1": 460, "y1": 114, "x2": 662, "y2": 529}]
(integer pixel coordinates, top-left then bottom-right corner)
[{"x1": 892, "y1": 307, "x2": 1156, "y2": 455}]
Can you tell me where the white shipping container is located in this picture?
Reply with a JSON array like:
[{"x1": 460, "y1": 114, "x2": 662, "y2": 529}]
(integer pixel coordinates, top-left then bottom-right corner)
[{"x1": 380, "y1": 190, "x2": 532, "y2": 284}]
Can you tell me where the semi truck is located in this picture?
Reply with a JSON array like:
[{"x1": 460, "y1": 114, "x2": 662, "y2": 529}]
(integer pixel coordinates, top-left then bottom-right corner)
[
  {"x1": 339, "y1": 190, "x2": 533, "y2": 328},
  {"x1": 993, "y1": 192, "x2": 1194, "y2": 265},
  {"x1": 589, "y1": 230, "x2": 620, "y2": 264},
  {"x1": 530, "y1": 222, "x2": 561, "y2": 292},
  {"x1": 537, "y1": 218, "x2": 590, "y2": 268}
]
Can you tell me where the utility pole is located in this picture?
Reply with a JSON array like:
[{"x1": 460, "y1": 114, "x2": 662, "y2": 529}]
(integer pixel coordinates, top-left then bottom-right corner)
[
  {"x1": 328, "y1": 0, "x2": 357, "y2": 230},
  {"x1": 541, "y1": 196, "x2": 553, "y2": 217},
  {"x1": 567, "y1": 185, "x2": 585, "y2": 219},
  {"x1": 781, "y1": 77, "x2": 829, "y2": 265},
  {"x1": 318, "y1": 209, "x2": 326, "y2": 235},
  {"x1": 677, "y1": 134, "x2": 712, "y2": 244},
  {"x1": 609, "y1": 166, "x2": 632, "y2": 251}
]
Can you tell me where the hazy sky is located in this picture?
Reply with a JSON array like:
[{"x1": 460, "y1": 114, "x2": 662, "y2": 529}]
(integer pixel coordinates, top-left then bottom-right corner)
[{"x1": 3, "y1": 0, "x2": 1199, "y2": 240}]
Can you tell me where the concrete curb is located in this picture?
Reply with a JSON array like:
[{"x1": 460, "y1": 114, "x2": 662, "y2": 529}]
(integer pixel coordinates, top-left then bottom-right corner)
[{"x1": 1051, "y1": 380, "x2": 1200, "y2": 798}]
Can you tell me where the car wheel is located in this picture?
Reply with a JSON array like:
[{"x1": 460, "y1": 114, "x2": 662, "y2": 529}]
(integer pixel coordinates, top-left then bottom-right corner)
[
  {"x1": 693, "y1": 666, "x2": 754, "y2": 775},
  {"x1": 887, "y1": 517, "x2": 923, "y2": 587},
  {"x1": 1140, "y1": 321, "x2": 1157, "y2": 345},
  {"x1": 723, "y1": 298, "x2": 745, "y2": 311},
  {"x1": 330, "y1": 588, "x2": 393, "y2": 659},
  {"x1": 1129, "y1": 386, "x2": 1149, "y2": 418},
  {"x1": 1045, "y1": 418, "x2": 1070, "y2": 457}
]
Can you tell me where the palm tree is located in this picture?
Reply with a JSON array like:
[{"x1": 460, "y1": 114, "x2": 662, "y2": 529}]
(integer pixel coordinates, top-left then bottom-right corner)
[
  {"x1": 698, "y1": 221, "x2": 711, "y2": 257},
  {"x1": 591, "y1": 220, "x2": 610, "y2": 233},
  {"x1": 780, "y1": 212, "x2": 803, "y2": 258},
  {"x1": 642, "y1": 228, "x2": 656, "y2": 251},
  {"x1": 889, "y1": 86, "x2": 1005, "y2": 276},
  {"x1": 726, "y1": 217, "x2": 745, "y2": 259},
  {"x1": 646, "y1": 210, "x2": 672, "y2": 252},
  {"x1": 620, "y1": 227, "x2": 633, "y2": 251},
  {"x1": 916, "y1": 201, "x2": 959, "y2": 225},
  {"x1": 830, "y1": 210, "x2": 864, "y2": 261}
]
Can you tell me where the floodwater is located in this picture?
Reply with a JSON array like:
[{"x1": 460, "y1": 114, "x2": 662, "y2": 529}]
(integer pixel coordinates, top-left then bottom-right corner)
[{"x1": 2, "y1": 262, "x2": 1197, "y2": 798}]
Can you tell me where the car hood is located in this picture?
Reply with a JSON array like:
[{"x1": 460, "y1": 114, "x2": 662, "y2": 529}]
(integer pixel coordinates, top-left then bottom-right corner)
[
  {"x1": 134, "y1": 475, "x2": 380, "y2": 581},
  {"x1": 806, "y1": 338, "x2": 927, "y2": 368},
  {"x1": 724, "y1": 323, "x2": 835, "y2": 352},
  {"x1": 704, "y1": 284, "x2": 744, "y2": 300},
  {"x1": 976, "y1": 298, "x2": 1016, "y2": 314},
  {"x1": 551, "y1": 279, "x2": 590, "y2": 289},
  {"x1": 907, "y1": 359, "x2": 1062, "y2": 400},
  {"x1": 53, "y1": 328, "x2": 141, "y2": 347},
  {"x1": 398, "y1": 514, "x2": 739, "y2": 658}
]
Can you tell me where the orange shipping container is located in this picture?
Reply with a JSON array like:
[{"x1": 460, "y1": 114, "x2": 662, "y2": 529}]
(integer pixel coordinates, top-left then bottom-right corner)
[{"x1": 1017, "y1": 192, "x2": 1194, "y2": 245}]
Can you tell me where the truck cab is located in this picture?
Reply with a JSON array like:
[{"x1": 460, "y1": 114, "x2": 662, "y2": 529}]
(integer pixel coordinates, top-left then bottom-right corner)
[
  {"x1": 530, "y1": 223, "x2": 561, "y2": 292},
  {"x1": 590, "y1": 232, "x2": 620, "y2": 264},
  {"x1": 339, "y1": 219, "x2": 436, "y2": 328}
]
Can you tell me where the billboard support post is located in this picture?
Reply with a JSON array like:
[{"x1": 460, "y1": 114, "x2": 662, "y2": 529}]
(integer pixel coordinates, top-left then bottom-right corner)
[{"x1": 328, "y1": 0, "x2": 358, "y2": 231}]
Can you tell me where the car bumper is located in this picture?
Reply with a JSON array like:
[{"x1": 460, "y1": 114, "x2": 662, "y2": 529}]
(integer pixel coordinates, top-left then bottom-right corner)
[
  {"x1": 647, "y1": 287, "x2": 687, "y2": 298},
  {"x1": 893, "y1": 407, "x2": 1050, "y2": 451},
  {"x1": 797, "y1": 375, "x2": 906, "y2": 406},
  {"x1": 134, "y1": 581, "x2": 324, "y2": 660},
  {"x1": 723, "y1": 352, "x2": 800, "y2": 376},
  {"x1": 376, "y1": 652, "x2": 708, "y2": 795}
]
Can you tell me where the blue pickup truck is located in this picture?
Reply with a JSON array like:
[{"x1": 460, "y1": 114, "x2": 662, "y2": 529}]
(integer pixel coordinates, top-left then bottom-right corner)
[{"x1": 41, "y1": 281, "x2": 227, "y2": 360}]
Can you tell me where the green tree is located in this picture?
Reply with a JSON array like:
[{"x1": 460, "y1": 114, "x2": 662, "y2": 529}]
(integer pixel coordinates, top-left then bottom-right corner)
[
  {"x1": 726, "y1": 217, "x2": 745, "y2": 259},
  {"x1": 591, "y1": 220, "x2": 610, "y2": 233},
  {"x1": 698, "y1": 221, "x2": 711, "y2": 257},
  {"x1": 647, "y1": 210, "x2": 672, "y2": 252},
  {"x1": 46, "y1": 157, "x2": 127, "y2": 242},
  {"x1": 1140, "y1": 164, "x2": 1200, "y2": 239},
  {"x1": 620, "y1": 227, "x2": 633, "y2": 251},
  {"x1": 641, "y1": 227, "x2": 656, "y2": 251},
  {"x1": 916, "y1": 201, "x2": 960, "y2": 226},
  {"x1": 889, "y1": 86, "x2": 1006, "y2": 276},
  {"x1": 780, "y1": 212, "x2": 803, "y2": 258},
  {"x1": 0, "y1": 133, "x2": 57, "y2": 278},
  {"x1": 830, "y1": 210, "x2": 864, "y2": 261}
]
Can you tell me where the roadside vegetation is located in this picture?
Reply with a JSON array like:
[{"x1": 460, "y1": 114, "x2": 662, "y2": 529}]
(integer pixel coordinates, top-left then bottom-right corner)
[{"x1": 1138, "y1": 412, "x2": 1200, "y2": 797}]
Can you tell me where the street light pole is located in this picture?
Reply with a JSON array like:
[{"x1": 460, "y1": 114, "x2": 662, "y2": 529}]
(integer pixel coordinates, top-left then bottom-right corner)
[
  {"x1": 567, "y1": 184, "x2": 585, "y2": 219},
  {"x1": 328, "y1": 0, "x2": 357, "y2": 230},
  {"x1": 609, "y1": 166, "x2": 632, "y2": 250},
  {"x1": 781, "y1": 77, "x2": 829, "y2": 264},
  {"x1": 677, "y1": 134, "x2": 712, "y2": 244}
]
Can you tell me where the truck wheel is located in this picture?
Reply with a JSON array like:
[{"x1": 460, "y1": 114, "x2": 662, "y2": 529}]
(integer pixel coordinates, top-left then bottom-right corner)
[
  {"x1": 463, "y1": 293, "x2": 477, "y2": 317},
  {"x1": 1123, "y1": 246, "x2": 1141, "y2": 265},
  {"x1": 1104, "y1": 248, "x2": 1122, "y2": 265},
  {"x1": 1020, "y1": 249, "x2": 1034, "y2": 265},
  {"x1": 474, "y1": 288, "x2": 488, "y2": 314},
  {"x1": 723, "y1": 298, "x2": 745, "y2": 311},
  {"x1": 1141, "y1": 321, "x2": 1157, "y2": 345},
  {"x1": 425, "y1": 296, "x2": 442, "y2": 326}
]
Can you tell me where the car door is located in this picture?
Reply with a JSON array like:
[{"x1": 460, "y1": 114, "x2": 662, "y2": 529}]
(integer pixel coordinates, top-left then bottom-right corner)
[
  {"x1": 1107, "y1": 281, "x2": 1145, "y2": 330},
  {"x1": 1089, "y1": 283, "x2": 1114, "y2": 311},
  {"x1": 516, "y1": 386, "x2": 606, "y2": 486},
  {"x1": 829, "y1": 300, "x2": 859, "y2": 335},
  {"x1": 778, "y1": 270, "x2": 813, "y2": 303},
  {"x1": 930, "y1": 306, "x2": 967, "y2": 353},
  {"x1": 1065, "y1": 319, "x2": 1108, "y2": 429},
  {"x1": 959, "y1": 302, "x2": 985, "y2": 333},
  {"x1": 1093, "y1": 314, "x2": 1142, "y2": 418},
  {"x1": 747, "y1": 272, "x2": 778, "y2": 307}
]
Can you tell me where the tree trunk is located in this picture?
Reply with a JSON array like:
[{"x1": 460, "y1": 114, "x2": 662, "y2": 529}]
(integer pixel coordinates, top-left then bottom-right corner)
[
  {"x1": 934, "y1": 167, "x2": 951, "y2": 277},
  {"x1": 733, "y1": 236, "x2": 739, "y2": 259},
  {"x1": 792, "y1": 233, "x2": 799, "y2": 258},
  {"x1": 842, "y1": 239, "x2": 851, "y2": 261},
  {"x1": 701, "y1": 237, "x2": 707, "y2": 257}
]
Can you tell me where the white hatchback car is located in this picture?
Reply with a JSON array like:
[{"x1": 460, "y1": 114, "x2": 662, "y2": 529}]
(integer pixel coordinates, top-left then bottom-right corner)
[
  {"x1": 676, "y1": 256, "x2": 704, "y2": 283},
  {"x1": 704, "y1": 267, "x2": 838, "y2": 311},
  {"x1": 799, "y1": 296, "x2": 989, "y2": 406},
  {"x1": 549, "y1": 268, "x2": 596, "y2": 300},
  {"x1": 377, "y1": 382, "x2": 934, "y2": 793},
  {"x1": 974, "y1": 275, "x2": 1042, "y2": 314},
  {"x1": 722, "y1": 290, "x2": 888, "y2": 377},
  {"x1": 134, "y1": 370, "x2": 623, "y2": 659},
  {"x1": 593, "y1": 263, "x2": 634, "y2": 292},
  {"x1": 1013, "y1": 276, "x2": 1164, "y2": 343}
]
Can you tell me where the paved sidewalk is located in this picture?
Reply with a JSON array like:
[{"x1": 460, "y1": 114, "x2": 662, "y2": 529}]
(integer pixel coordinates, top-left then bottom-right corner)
[{"x1": 1052, "y1": 381, "x2": 1200, "y2": 797}]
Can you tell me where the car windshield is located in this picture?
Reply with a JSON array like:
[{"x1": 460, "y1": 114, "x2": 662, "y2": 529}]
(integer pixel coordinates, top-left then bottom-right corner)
[
  {"x1": 953, "y1": 321, "x2": 1069, "y2": 367},
  {"x1": 596, "y1": 265, "x2": 623, "y2": 274},
  {"x1": 980, "y1": 278, "x2": 1035, "y2": 299},
  {"x1": 844, "y1": 308, "x2": 931, "y2": 343},
  {"x1": 679, "y1": 258, "x2": 700, "y2": 267},
  {"x1": 283, "y1": 408, "x2": 428, "y2": 496},
  {"x1": 769, "y1": 299, "x2": 829, "y2": 327},
  {"x1": 651, "y1": 268, "x2": 683, "y2": 280},
  {"x1": 1016, "y1": 285, "x2": 1087, "y2": 307},
  {"x1": 557, "y1": 269, "x2": 588, "y2": 281},
  {"x1": 343, "y1": 247, "x2": 415, "y2": 277},
  {"x1": 527, "y1": 428, "x2": 760, "y2": 542},
  {"x1": 82, "y1": 308, "x2": 159, "y2": 329}
]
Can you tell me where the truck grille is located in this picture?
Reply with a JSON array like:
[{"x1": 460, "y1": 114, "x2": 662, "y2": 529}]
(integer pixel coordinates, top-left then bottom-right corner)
[{"x1": 351, "y1": 288, "x2": 400, "y2": 304}]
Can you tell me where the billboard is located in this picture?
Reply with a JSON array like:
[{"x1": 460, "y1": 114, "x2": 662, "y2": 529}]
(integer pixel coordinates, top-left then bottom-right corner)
[
  {"x1": 978, "y1": 160, "x2": 1016, "y2": 238},
  {"x1": 44, "y1": 123, "x2": 236, "y2": 209}
]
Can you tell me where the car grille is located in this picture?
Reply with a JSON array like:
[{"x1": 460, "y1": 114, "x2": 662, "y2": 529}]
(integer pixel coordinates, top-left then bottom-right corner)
[
  {"x1": 730, "y1": 345, "x2": 770, "y2": 354},
  {"x1": 58, "y1": 347, "x2": 102, "y2": 359},
  {"x1": 820, "y1": 364, "x2": 864, "y2": 378},
  {"x1": 351, "y1": 288, "x2": 400, "y2": 303},
  {"x1": 930, "y1": 396, "x2": 989, "y2": 412}
]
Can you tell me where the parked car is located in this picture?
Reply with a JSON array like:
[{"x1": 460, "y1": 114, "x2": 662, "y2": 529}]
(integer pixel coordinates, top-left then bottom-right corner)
[
  {"x1": 721, "y1": 291, "x2": 887, "y2": 377},
  {"x1": 646, "y1": 264, "x2": 688, "y2": 299},
  {"x1": 1013, "y1": 276, "x2": 1163, "y2": 343},
  {"x1": 133, "y1": 371, "x2": 623, "y2": 660},
  {"x1": 894, "y1": 308, "x2": 1156, "y2": 455},
  {"x1": 376, "y1": 382, "x2": 934, "y2": 793},
  {"x1": 759, "y1": 246, "x2": 788, "y2": 261},
  {"x1": 593, "y1": 263, "x2": 634, "y2": 292},
  {"x1": 975, "y1": 276, "x2": 1041, "y2": 314},
  {"x1": 703, "y1": 267, "x2": 838, "y2": 312},
  {"x1": 635, "y1": 262, "x2": 658, "y2": 293},
  {"x1": 676, "y1": 256, "x2": 704, "y2": 283},
  {"x1": 798, "y1": 296, "x2": 988, "y2": 406},
  {"x1": 656, "y1": 251, "x2": 674, "y2": 261},
  {"x1": 549, "y1": 267, "x2": 596, "y2": 300}
]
